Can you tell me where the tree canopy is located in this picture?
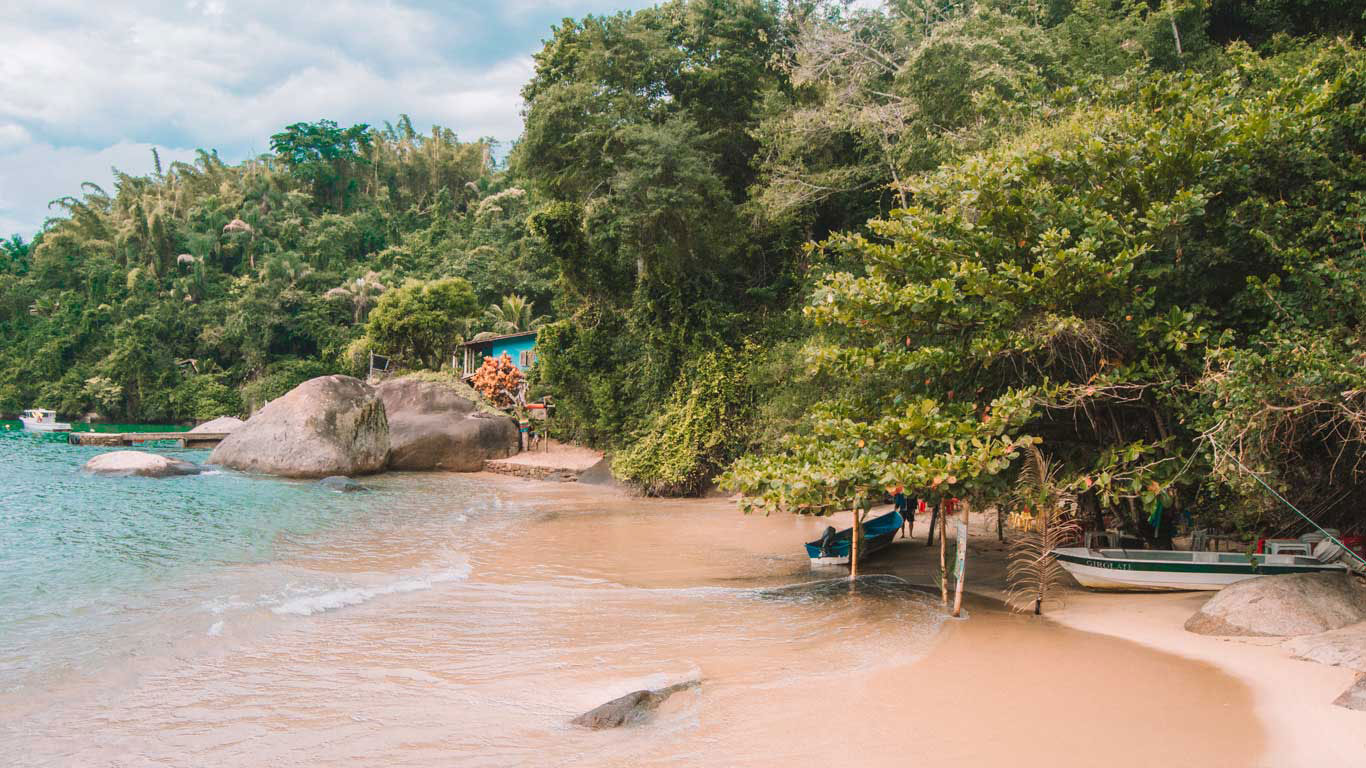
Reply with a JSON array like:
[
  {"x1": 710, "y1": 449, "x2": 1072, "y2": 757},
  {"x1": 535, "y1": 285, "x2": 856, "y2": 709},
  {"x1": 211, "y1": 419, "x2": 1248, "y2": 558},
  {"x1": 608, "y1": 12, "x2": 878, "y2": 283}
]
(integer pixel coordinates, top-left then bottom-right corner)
[{"x1": 6, "y1": 0, "x2": 1365, "y2": 542}]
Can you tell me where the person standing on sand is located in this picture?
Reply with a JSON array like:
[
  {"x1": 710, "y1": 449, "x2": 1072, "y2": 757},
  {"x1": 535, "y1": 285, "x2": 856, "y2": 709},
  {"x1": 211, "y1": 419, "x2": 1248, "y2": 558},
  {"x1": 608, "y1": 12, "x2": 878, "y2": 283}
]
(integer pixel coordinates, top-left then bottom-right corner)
[
  {"x1": 516, "y1": 407, "x2": 531, "y2": 452},
  {"x1": 892, "y1": 486, "x2": 912, "y2": 537}
]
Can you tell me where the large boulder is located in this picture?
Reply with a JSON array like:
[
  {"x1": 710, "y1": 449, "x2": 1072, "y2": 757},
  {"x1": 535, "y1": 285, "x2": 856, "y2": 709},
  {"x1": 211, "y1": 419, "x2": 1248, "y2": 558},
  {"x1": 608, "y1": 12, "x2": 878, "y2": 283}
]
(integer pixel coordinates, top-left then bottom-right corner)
[
  {"x1": 571, "y1": 680, "x2": 699, "y2": 729},
  {"x1": 1185, "y1": 572, "x2": 1366, "y2": 637},
  {"x1": 376, "y1": 378, "x2": 518, "y2": 472},
  {"x1": 208, "y1": 375, "x2": 389, "y2": 478},
  {"x1": 190, "y1": 415, "x2": 244, "y2": 434},
  {"x1": 84, "y1": 451, "x2": 201, "y2": 478}
]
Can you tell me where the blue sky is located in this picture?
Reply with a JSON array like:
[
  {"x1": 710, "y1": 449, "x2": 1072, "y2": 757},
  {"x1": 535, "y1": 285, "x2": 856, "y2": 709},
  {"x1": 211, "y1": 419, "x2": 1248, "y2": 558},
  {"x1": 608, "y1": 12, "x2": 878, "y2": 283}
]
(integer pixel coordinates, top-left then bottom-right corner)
[{"x1": 0, "y1": 0, "x2": 657, "y2": 239}]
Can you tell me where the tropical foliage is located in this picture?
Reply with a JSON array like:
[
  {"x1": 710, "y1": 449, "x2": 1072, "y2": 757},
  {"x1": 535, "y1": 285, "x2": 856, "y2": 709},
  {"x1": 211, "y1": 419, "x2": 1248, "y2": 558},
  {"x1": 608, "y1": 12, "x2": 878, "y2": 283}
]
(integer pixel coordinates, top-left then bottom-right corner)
[
  {"x1": 0, "y1": 117, "x2": 551, "y2": 421},
  {"x1": 6, "y1": 0, "x2": 1366, "y2": 544}
]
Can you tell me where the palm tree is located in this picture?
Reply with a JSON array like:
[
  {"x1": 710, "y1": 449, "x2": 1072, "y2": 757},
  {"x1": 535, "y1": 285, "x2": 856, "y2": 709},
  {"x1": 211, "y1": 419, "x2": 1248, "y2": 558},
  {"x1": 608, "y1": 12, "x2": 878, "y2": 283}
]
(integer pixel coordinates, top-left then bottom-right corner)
[
  {"x1": 483, "y1": 294, "x2": 547, "y2": 334},
  {"x1": 1006, "y1": 446, "x2": 1082, "y2": 615},
  {"x1": 325, "y1": 271, "x2": 387, "y2": 323}
]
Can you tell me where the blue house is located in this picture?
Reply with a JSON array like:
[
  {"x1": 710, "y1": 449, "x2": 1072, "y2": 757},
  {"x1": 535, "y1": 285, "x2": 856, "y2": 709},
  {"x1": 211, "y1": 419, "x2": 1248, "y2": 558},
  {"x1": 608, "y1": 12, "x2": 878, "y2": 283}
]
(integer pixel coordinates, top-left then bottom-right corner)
[{"x1": 459, "y1": 330, "x2": 538, "y2": 378}]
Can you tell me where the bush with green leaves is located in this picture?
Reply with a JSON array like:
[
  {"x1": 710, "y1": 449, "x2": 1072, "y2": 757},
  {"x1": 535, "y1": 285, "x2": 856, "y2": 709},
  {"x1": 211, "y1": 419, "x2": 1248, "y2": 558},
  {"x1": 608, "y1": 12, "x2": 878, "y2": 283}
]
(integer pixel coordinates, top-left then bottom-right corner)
[
  {"x1": 360, "y1": 277, "x2": 478, "y2": 371},
  {"x1": 613, "y1": 350, "x2": 753, "y2": 496}
]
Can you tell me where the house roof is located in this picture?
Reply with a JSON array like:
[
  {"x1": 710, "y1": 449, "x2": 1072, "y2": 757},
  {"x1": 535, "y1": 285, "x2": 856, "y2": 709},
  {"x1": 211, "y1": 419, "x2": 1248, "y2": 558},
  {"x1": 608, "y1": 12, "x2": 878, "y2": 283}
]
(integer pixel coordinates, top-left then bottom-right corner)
[{"x1": 457, "y1": 329, "x2": 538, "y2": 349}]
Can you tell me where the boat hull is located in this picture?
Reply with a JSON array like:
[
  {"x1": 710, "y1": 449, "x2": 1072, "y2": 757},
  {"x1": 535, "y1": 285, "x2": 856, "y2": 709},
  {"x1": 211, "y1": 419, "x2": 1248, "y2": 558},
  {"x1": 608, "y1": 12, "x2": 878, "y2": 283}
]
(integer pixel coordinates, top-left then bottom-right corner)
[
  {"x1": 19, "y1": 417, "x2": 72, "y2": 432},
  {"x1": 805, "y1": 510, "x2": 904, "y2": 568},
  {"x1": 1053, "y1": 547, "x2": 1347, "y2": 592}
]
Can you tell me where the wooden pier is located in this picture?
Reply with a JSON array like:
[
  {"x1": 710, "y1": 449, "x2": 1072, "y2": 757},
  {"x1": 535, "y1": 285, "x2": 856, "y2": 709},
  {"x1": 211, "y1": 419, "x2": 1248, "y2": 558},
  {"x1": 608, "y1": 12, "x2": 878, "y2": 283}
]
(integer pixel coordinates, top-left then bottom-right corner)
[{"x1": 68, "y1": 432, "x2": 229, "y2": 449}]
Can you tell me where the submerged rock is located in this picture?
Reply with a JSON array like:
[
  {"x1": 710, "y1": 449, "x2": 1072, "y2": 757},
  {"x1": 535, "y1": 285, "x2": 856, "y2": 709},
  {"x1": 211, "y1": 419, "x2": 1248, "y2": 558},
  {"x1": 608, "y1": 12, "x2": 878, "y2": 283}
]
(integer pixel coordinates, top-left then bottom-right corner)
[
  {"x1": 189, "y1": 415, "x2": 245, "y2": 434},
  {"x1": 319, "y1": 475, "x2": 368, "y2": 492},
  {"x1": 1185, "y1": 572, "x2": 1366, "y2": 637},
  {"x1": 84, "y1": 451, "x2": 201, "y2": 478},
  {"x1": 376, "y1": 378, "x2": 518, "y2": 472},
  {"x1": 208, "y1": 375, "x2": 389, "y2": 478},
  {"x1": 571, "y1": 680, "x2": 699, "y2": 729}
]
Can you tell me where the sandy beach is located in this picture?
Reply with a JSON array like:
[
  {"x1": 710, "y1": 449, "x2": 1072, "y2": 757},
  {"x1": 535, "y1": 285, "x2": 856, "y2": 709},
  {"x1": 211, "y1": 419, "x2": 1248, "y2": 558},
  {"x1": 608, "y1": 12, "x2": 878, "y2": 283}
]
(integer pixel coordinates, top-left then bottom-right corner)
[
  {"x1": 866, "y1": 507, "x2": 1365, "y2": 768},
  {"x1": 5, "y1": 473, "x2": 1361, "y2": 767}
]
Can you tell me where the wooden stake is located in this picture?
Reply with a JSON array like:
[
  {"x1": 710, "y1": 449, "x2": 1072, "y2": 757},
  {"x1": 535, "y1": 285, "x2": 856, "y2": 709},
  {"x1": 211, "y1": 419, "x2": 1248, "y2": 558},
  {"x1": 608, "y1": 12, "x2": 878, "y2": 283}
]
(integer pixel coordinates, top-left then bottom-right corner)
[{"x1": 952, "y1": 518, "x2": 968, "y2": 617}]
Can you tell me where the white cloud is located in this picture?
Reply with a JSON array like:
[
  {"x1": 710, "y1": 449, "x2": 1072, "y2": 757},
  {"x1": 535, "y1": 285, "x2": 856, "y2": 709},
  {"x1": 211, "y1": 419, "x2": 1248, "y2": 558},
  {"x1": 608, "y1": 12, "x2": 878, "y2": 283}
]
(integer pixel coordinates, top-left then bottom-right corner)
[
  {"x1": 0, "y1": 0, "x2": 652, "y2": 237},
  {"x1": 0, "y1": 141, "x2": 199, "y2": 239}
]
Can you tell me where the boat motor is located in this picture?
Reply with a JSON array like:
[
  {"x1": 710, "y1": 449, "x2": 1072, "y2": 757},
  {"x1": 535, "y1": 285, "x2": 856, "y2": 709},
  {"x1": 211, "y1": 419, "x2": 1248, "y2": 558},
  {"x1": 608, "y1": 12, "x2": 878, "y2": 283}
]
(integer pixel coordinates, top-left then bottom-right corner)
[{"x1": 817, "y1": 526, "x2": 839, "y2": 558}]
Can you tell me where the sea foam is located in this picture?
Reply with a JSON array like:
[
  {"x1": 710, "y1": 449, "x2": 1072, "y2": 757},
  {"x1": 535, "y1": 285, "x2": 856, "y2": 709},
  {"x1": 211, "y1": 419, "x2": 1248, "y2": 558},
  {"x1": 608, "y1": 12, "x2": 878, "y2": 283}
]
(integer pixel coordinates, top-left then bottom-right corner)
[{"x1": 270, "y1": 563, "x2": 472, "y2": 617}]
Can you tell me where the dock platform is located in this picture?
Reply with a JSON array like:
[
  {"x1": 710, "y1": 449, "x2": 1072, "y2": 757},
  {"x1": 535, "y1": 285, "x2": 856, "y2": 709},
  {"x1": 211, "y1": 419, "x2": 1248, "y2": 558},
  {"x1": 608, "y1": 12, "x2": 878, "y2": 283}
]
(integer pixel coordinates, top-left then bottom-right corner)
[{"x1": 68, "y1": 432, "x2": 229, "y2": 449}]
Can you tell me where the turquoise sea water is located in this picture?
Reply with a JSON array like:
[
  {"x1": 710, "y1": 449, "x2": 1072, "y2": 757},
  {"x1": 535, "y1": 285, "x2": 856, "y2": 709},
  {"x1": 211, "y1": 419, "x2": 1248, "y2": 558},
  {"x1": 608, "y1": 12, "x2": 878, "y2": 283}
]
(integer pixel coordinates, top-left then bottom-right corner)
[
  {"x1": 0, "y1": 424, "x2": 950, "y2": 767},
  {"x1": 0, "y1": 422, "x2": 388, "y2": 691}
]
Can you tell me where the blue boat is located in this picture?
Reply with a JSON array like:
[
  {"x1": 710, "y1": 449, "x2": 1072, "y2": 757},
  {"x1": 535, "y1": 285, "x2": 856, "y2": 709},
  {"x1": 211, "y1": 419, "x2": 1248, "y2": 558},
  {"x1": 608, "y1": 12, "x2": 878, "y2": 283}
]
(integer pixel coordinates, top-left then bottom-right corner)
[{"x1": 805, "y1": 509, "x2": 905, "y2": 567}]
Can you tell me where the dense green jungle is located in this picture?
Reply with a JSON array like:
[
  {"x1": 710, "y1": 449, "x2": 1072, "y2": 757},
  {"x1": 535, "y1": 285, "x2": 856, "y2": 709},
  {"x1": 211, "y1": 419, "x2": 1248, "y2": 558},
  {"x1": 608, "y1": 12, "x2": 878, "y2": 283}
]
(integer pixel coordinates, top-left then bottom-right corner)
[{"x1": 4, "y1": 0, "x2": 1365, "y2": 540}]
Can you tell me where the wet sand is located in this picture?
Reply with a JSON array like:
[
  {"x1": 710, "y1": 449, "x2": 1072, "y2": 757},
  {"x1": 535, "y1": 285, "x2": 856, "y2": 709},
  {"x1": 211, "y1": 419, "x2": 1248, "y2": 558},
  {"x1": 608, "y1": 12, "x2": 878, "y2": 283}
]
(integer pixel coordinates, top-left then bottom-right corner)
[{"x1": 1, "y1": 475, "x2": 1281, "y2": 766}]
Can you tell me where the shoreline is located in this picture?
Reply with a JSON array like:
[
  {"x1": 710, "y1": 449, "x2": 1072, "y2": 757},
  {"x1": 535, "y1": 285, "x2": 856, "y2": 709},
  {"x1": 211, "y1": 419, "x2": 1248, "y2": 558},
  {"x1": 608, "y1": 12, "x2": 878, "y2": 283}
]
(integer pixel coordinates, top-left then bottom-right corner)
[
  {"x1": 5, "y1": 469, "x2": 1359, "y2": 766},
  {"x1": 847, "y1": 505, "x2": 1364, "y2": 767}
]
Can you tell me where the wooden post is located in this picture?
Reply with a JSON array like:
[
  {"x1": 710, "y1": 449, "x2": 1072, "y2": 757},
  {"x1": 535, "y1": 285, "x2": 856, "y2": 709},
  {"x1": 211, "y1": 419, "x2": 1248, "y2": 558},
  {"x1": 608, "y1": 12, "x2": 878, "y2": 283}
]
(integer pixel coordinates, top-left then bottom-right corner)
[
  {"x1": 952, "y1": 518, "x2": 968, "y2": 617},
  {"x1": 938, "y1": 501, "x2": 948, "y2": 605},
  {"x1": 850, "y1": 505, "x2": 861, "y2": 581}
]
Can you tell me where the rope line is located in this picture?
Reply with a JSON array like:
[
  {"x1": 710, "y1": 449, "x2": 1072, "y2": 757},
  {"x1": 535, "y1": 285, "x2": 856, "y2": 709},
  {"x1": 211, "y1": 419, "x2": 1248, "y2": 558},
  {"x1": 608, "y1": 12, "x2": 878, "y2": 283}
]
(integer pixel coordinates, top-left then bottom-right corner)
[{"x1": 1211, "y1": 441, "x2": 1366, "y2": 569}]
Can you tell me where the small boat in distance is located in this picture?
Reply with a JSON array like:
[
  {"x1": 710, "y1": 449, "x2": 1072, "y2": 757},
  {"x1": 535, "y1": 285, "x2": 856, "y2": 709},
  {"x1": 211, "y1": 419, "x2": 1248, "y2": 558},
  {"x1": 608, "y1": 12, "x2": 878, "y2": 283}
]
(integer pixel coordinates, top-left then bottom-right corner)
[
  {"x1": 806, "y1": 509, "x2": 904, "y2": 567},
  {"x1": 1052, "y1": 546, "x2": 1348, "y2": 591},
  {"x1": 19, "y1": 408, "x2": 73, "y2": 432}
]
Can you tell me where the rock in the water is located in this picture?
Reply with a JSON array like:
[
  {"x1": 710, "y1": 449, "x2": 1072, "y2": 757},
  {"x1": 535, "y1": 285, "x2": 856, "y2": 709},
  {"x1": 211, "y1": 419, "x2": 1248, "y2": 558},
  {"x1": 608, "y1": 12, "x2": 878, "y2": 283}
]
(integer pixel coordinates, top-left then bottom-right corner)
[
  {"x1": 571, "y1": 680, "x2": 699, "y2": 729},
  {"x1": 1284, "y1": 621, "x2": 1366, "y2": 673},
  {"x1": 208, "y1": 375, "x2": 389, "y2": 478},
  {"x1": 190, "y1": 415, "x2": 245, "y2": 433},
  {"x1": 319, "y1": 475, "x2": 368, "y2": 492},
  {"x1": 376, "y1": 378, "x2": 518, "y2": 472},
  {"x1": 1185, "y1": 572, "x2": 1366, "y2": 637},
  {"x1": 84, "y1": 451, "x2": 201, "y2": 478},
  {"x1": 1334, "y1": 675, "x2": 1366, "y2": 711}
]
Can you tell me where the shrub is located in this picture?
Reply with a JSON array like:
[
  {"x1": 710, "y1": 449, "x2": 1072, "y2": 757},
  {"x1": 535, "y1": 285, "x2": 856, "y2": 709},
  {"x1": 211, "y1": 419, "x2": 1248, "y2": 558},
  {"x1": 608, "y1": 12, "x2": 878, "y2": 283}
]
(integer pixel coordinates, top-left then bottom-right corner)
[
  {"x1": 471, "y1": 353, "x2": 525, "y2": 409},
  {"x1": 612, "y1": 350, "x2": 752, "y2": 496}
]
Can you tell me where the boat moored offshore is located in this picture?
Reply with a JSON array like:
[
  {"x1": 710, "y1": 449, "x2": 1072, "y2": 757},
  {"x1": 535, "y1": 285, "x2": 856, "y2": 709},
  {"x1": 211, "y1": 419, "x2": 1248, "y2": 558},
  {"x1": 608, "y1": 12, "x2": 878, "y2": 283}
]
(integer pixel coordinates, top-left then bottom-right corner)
[
  {"x1": 1052, "y1": 546, "x2": 1348, "y2": 592},
  {"x1": 19, "y1": 408, "x2": 73, "y2": 432}
]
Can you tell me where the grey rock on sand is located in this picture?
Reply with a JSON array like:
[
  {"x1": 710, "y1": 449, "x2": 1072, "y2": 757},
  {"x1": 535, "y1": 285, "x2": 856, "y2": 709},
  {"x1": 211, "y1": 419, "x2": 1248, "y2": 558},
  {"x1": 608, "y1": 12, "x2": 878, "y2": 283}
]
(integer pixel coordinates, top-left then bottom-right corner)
[
  {"x1": 84, "y1": 451, "x2": 202, "y2": 478},
  {"x1": 1284, "y1": 621, "x2": 1366, "y2": 673},
  {"x1": 208, "y1": 375, "x2": 389, "y2": 478},
  {"x1": 376, "y1": 378, "x2": 518, "y2": 472},
  {"x1": 189, "y1": 415, "x2": 245, "y2": 433},
  {"x1": 1185, "y1": 572, "x2": 1366, "y2": 637},
  {"x1": 318, "y1": 475, "x2": 368, "y2": 492},
  {"x1": 571, "y1": 680, "x2": 699, "y2": 729},
  {"x1": 1334, "y1": 675, "x2": 1366, "y2": 711}
]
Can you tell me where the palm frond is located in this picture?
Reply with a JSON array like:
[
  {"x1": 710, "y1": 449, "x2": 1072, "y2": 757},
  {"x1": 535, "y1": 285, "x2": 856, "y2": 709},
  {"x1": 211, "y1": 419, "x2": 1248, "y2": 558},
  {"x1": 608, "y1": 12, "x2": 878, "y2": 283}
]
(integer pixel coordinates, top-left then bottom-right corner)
[{"x1": 1006, "y1": 445, "x2": 1081, "y2": 614}]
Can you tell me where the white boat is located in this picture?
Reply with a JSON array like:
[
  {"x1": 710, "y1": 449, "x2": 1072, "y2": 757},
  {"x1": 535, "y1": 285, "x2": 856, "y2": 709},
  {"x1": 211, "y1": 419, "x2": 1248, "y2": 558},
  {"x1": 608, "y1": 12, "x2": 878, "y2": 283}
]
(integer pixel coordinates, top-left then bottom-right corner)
[
  {"x1": 19, "y1": 408, "x2": 72, "y2": 432},
  {"x1": 1052, "y1": 546, "x2": 1348, "y2": 591}
]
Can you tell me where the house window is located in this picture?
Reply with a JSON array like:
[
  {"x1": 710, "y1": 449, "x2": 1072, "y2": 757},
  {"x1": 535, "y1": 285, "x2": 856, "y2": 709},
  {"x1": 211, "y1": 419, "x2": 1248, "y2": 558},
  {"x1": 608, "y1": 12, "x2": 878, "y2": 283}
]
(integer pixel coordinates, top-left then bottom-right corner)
[{"x1": 519, "y1": 349, "x2": 535, "y2": 367}]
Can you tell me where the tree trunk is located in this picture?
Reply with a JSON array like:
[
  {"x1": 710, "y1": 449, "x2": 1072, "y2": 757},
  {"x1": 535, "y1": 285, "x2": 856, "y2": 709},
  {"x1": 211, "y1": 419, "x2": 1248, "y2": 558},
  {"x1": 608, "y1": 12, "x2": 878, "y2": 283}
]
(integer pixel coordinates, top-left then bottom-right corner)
[
  {"x1": 952, "y1": 519, "x2": 967, "y2": 617},
  {"x1": 938, "y1": 502, "x2": 949, "y2": 606},
  {"x1": 849, "y1": 505, "x2": 860, "y2": 581},
  {"x1": 927, "y1": 502, "x2": 938, "y2": 547}
]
